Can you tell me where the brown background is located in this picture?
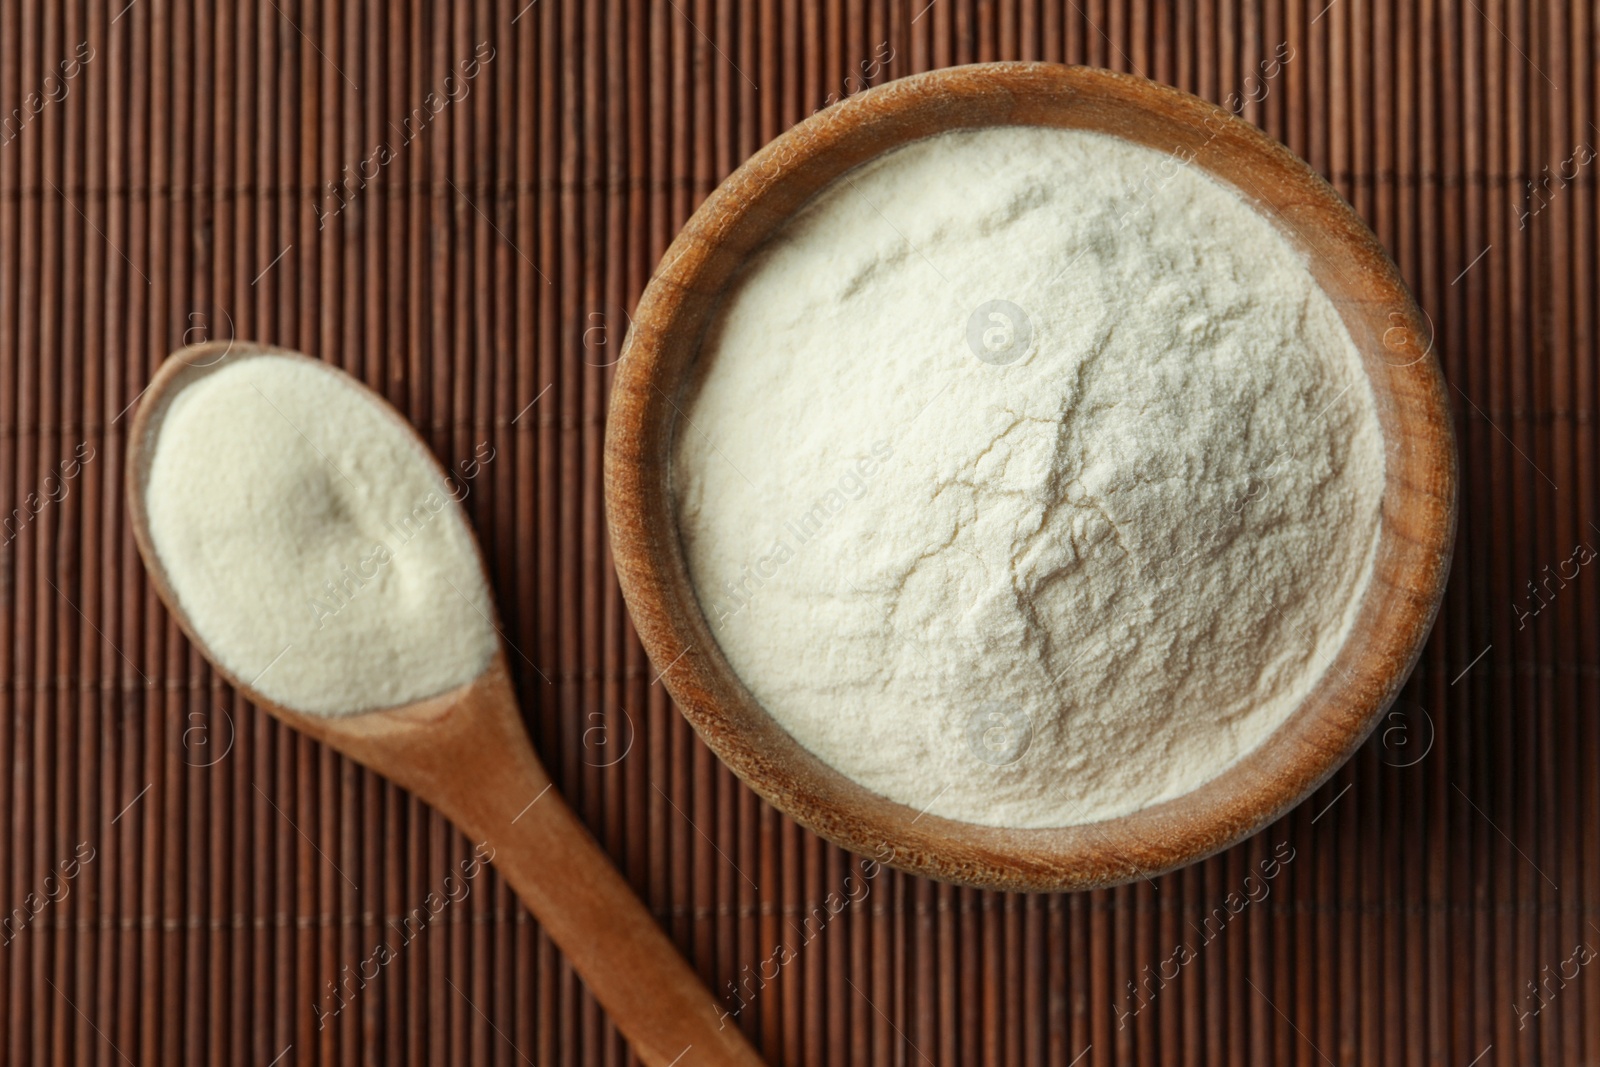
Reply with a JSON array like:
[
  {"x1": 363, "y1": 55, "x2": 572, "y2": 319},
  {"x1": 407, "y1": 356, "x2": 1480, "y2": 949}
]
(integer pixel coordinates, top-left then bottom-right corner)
[{"x1": 2, "y1": 0, "x2": 1595, "y2": 1064}]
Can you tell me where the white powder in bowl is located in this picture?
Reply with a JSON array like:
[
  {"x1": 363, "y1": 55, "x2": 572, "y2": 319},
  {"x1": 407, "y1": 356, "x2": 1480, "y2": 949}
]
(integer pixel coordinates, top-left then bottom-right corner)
[
  {"x1": 144, "y1": 354, "x2": 496, "y2": 716},
  {"x1": 673, "y1": 126, "x2": 1385, "y2": 828}
]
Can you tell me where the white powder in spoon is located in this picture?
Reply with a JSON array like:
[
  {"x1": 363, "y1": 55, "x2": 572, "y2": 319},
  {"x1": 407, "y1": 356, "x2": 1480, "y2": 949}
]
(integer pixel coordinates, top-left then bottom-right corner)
[
  {"x1": 673, "y1": 126, "x2": 1385, "y2": 828},
  {"x1": 144, "y1": 353, "x2": 496, "y2": 716}
]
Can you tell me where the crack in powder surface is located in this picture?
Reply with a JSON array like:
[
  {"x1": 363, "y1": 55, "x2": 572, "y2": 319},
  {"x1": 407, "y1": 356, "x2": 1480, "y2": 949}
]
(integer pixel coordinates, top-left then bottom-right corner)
[
  {"x1": 672, "y1": 126, "x2": 1385, "y2": 828},
  {"x1": 145, "y1": 354, "x2": 496, "y2": 716}
]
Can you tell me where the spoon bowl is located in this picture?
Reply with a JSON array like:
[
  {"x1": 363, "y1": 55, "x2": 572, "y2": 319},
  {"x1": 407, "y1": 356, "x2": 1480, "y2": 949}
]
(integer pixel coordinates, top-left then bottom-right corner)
[{"x1": 129, "y1": 341, "x2": 764, "y2": 1067}]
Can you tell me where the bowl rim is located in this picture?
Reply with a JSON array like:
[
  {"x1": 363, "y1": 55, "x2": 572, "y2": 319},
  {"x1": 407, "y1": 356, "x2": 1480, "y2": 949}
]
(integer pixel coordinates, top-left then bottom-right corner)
[{"x1": 603, "y1": 61, "x2": 1457, "y2": 892}]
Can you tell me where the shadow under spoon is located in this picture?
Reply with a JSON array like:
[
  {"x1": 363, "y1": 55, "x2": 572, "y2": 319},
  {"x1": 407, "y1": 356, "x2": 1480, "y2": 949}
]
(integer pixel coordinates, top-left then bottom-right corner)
[{"x1": 127, "y1": 340, "x2": 764, "y2": 1067}]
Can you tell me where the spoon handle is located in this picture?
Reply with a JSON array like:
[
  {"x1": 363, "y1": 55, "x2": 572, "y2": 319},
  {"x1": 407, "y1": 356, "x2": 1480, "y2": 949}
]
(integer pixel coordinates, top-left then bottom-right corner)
[
  {"x1": 469, "y1": 779, "x2": 765, "y2": 1067},
  {"x1": 420, "y1": 679, "x2": 765, "y2": 1067}
]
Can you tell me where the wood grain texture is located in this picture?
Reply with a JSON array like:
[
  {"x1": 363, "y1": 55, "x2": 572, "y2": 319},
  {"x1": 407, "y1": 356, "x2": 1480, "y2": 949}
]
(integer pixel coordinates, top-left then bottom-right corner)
[{"x1": 0, "y1": 1, "x2": 1594, "y2": 1064}]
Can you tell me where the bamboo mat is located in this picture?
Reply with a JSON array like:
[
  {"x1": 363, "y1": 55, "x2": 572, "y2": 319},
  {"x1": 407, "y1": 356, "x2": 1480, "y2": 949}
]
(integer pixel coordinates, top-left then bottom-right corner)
[{"x1": 1, "y1": 0, "x2": 1595, "y2": 1063}]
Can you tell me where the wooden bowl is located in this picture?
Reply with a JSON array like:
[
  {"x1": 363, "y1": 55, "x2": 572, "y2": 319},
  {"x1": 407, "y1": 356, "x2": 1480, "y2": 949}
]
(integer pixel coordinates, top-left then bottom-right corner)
[{"x1": 603, "y1": 63, "x2": 1456, "y2": 893}]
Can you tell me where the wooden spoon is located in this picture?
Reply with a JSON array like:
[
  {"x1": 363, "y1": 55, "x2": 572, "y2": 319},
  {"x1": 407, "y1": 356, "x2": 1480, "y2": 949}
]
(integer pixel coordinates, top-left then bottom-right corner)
[{"x1": 127, "y1": 340, "x2": 764, "y2": 1067}]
